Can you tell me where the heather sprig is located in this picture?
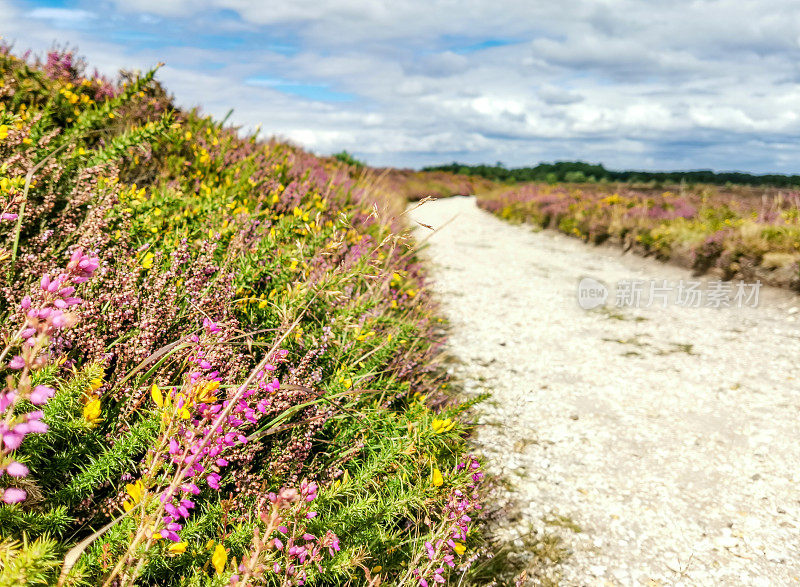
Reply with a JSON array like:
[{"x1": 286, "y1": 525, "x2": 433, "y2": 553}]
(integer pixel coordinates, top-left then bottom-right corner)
[{"x1": 1, "y1": 247, "x2": 99, "y2": 505}]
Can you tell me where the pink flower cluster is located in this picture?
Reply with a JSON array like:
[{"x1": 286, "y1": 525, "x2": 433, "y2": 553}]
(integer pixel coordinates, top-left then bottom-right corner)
[
  {"x1": 414, "y1": 456, "x2": 483, "y2": 587},
  {"x1": 230, "y1": 482, "x2": 341, "y2": 586},
  {"x1": 1, "y1": 248, "x2": 99, "y2": 505},
  {"x1": 154, "y1": 324, "x2": 290, "y2": 542}
]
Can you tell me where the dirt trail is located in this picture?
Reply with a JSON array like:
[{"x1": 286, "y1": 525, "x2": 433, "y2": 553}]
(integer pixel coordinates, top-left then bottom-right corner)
[{"x1": 409, "y1": 196, "x2": 800, "y2": 586}]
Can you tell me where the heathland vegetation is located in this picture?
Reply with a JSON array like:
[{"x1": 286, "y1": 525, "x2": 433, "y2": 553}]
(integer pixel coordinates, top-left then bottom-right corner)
[
  {"x1": 478, "y1": 182, "x2": 800, "y2": 289},
  {"x1": 0, "y1": 48, "x2": 488, "y2": 585}
]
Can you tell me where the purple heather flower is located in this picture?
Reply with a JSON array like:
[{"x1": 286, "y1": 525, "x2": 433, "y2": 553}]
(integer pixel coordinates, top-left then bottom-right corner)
[
  {"x1": 29, "y1": 385, "x2": 55, "y2": 405},
  {"x1": 2, "y1": 487, "x2": 26, "y2": 504},
  {"x1": 6, "y1": 461, "x2": 29, "y2": 477},
  {"x1": 3, "y1": 431, "x2": 23, "y2": 450},
  {"x1": 203, "y1": 317, "x2": 220, "y2": 333}
]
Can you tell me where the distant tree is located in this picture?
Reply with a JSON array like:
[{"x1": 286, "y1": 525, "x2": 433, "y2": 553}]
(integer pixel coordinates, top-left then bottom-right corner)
[
  {"x1": 564, "y1": 170, "x2": 586, "y2": 183},
  {"x1": 333, "y1": 150, "x2": 365, "y2": 168},
  {"x1": 421, "y1": 160, "x2": 800, "y2": 189}
]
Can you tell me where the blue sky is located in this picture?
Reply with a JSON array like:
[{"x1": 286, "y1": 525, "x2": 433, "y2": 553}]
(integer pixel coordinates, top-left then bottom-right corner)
[{"x1": 3, "y1": 0, "x2": 800, "y2": 173}]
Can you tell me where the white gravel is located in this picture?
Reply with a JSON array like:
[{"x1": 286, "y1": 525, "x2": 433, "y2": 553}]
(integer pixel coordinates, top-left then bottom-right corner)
[{"x1": 409, "y1": 196, "x2": 800, "y2": 586}]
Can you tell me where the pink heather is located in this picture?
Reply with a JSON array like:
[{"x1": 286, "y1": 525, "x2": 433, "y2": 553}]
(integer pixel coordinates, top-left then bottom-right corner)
[
  {"x1": 29, "y1": 385, "x2": 54, "y2": 405},
  {"x1": 6, "y1": 461, "x2": 29, "y2": 477},
  {"x1": 2, "y1": 487, "x2": 26, "y2": 504}
]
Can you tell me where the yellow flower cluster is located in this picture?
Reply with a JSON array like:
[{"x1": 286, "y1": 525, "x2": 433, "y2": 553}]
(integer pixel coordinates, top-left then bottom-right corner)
[
  {"x1": 600, "y1": 193, "x2": 622, "y2": 205},
  {"x1": 83, "y1": 399, "x2": 103, "y2": 426},
  {"x1": 0, "y1": 176, "x2": 24, "y2": 193},
  {"x1": 59, "y1": 87, "x2": 93, "y2": 106},
  {"x1": 82, "y1": 377, "x2": 104, "y2": 427},
  {"x1": 140, "y1": 251, "x2": 154, "y2": 269},
  {"x1": 355, "y1": 329, "x2": 376, "y2": 342},
  {"x1": 122, "y1": 479, "x2": 144, "y2": 512},
  {"x1": 150, "y1": 381, "x2": 219, "y2": 420},
  {"x1": 210, "y1": 542, "x2": 227, "y2": 574},
  {"x1": 431, "y1": 418, "x2": 455, "y2": 433}
]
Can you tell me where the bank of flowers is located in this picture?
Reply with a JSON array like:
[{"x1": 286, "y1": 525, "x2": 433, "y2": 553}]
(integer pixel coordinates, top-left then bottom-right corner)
[
  {"x1": 480, "y1": 183, "x2": 800, "y2": 288},
  {"x1": 0, "y1": 48, "x2": 485, "y2": 585}
]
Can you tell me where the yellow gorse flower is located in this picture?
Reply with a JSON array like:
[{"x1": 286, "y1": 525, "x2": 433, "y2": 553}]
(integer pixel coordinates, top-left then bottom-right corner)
[
  {"x1": 0, "y1": 125, "x2": 8, "y2": 141},
  {"x1": 212, "y1": 543, "x2": 227, "y2": 574},
  {"x1": 356, "y1": 330, "x2": 376, "y2": 342},
  {"x1": 168, "y1": 542, "x2": 188, "y2": 555},
  {"x1": 150, "y1": 384, "x2": 164, "y2": 407},
  {"x1": 432, "y1": 468, "x2": 444, "y2": 487},
  {"x1": 176, "y1": 400, "x2": 191, "y2": 420},
  {"x1": 194, "y1": 380, "x2": 219, "y2": 404},
  {"x1": 140, "y1": 252, "x2": 154, "y2": 269},
  {"x1": 152, "y1": 381, "x2": 217, "y2": 420},
  {"x1": 122, "y1": 479, "x2": 144, "y2": 512},
  {"x1": 453, "y1": 542, "x2": 466, "y2": 555},
  {"x1": 431, "y1": 418, "x2": 455, "y2": 434},
  {"x1": 83, "y1": 399, "x2": 103, "y2": 426}
]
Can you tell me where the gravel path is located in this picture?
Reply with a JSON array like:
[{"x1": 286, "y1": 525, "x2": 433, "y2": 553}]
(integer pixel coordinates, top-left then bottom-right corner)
[{"x1": 408, "y1": 196, "x2": 800, "y2": 586}]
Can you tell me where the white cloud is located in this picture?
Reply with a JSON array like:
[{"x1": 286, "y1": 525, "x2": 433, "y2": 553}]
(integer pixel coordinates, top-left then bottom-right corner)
[
  {"x1": 27, "y1": 7, "x2": 96, "y2": 25},
  {"x1": 3, "y1": 0, "x2": 800, "y2": 172}
]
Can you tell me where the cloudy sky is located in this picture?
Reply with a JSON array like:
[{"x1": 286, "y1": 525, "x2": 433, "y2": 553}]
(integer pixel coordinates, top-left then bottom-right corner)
[{"x1": 2, "y1": 0, "x2": 800, "y2": 173}]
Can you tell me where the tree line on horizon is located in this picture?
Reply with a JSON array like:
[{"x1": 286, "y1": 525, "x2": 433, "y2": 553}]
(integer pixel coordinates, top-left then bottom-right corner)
[{"x1": 423, "y1": 161, "x2": 800, "y2": 189}]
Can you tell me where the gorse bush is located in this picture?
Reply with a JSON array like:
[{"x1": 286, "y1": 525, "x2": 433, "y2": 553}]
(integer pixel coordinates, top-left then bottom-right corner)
[
  {"x1": 480, "y1": 182, "x2": 800, "y2": 288},
  {"x1": 0, "y1": 48, "x2": 486, "y2": 586}
]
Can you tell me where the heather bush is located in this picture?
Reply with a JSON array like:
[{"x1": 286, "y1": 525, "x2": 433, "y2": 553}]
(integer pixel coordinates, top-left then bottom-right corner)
[
  {"x1": 479, "y1": 182, "x2": 800, "y2": 288},
  {"x1": 0, "y1": 48, "x2": 487, "y2": 586}
]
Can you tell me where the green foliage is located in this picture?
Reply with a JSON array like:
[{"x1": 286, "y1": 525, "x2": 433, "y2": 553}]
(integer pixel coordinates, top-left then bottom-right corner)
[
  {"x1": 332, "y1": 150, "x2": 365, "y2": 168},
  {"x1": 0, "y1": 535, "x2": 70, "y2": 586},
  {"x1": 425, "y1": 160, "x2": 800, "y2": 188}
]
